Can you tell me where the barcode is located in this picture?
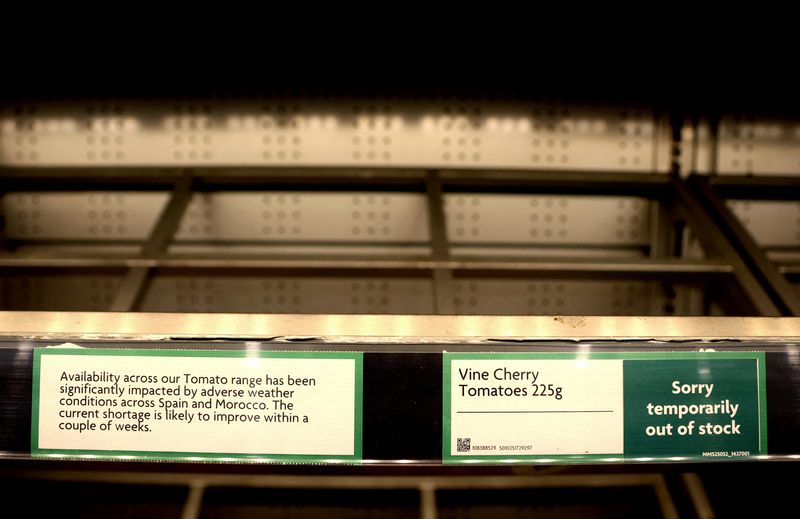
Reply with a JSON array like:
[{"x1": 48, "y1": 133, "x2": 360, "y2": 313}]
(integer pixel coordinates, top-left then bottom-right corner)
[{"x1": 457, "y1": 438, "x2": 471, "y2": 452}]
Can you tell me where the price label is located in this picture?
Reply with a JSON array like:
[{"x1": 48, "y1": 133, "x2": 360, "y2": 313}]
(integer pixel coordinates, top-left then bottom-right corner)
[{"x1": 443, "y1": 351, "x2": 766, "y2": 463}]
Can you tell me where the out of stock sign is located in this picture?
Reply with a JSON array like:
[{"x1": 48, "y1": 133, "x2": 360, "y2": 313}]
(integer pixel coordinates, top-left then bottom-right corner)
[{"x1": 443, "y1": 351, "x2": 767, "y2": 463}]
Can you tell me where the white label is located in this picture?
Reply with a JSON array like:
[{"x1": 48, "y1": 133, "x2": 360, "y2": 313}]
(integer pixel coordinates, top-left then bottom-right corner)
[
  {"x1": 448, "y1": 358, "x2": 624, "y2": 457},
  {"x1": 34, "y1": 350, "x2": 361, "y2": 460}
]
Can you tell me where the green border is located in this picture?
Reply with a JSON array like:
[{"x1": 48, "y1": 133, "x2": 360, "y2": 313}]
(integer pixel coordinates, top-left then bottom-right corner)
[
  {"x1": 757, "y1": 352, "x2": 768, "y2": 454},
  {"x1": 443, "y1": 351, "x2": 768, "y2": 464},
  {"x1": 32, "y1": 348, "x2": 363, "y2": 463}
]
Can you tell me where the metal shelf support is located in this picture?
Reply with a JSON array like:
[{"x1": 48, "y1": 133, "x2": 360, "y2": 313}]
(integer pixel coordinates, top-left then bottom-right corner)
[
  {"x1": 109, "y1": 175, "x2": 194, "y2": 311},
  {"x1": 689, "y1": 174, "x2": 800, "y2": 316}
]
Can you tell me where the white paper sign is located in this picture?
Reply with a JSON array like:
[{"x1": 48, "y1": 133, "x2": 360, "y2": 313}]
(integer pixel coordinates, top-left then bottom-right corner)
[
  {"x1": 33, "y1": 349, "x2": 363, "y2": 461},
  {"x1": 446, "y1": 355, "x2": 623, "y2": 459}
]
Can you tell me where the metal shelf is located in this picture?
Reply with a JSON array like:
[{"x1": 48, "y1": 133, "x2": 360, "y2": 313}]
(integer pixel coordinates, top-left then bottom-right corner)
[
  {"x1": 2, "y1": 314, "x2": 800, "y2": 518},
  {"x1": 3, "y1": 95, "x2": 800, "y2": 519},
  {"x1": 1, "y1": 167, "x2": 795, "y2": 316}
]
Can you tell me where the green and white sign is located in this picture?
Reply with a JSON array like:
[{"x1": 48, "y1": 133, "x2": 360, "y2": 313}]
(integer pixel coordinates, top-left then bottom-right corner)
[
  {"x1": 33, "y1": 348, "x2": 363, "y2": 462},
  {"x1": 443, "y1": 351, "x2": 766, "y2": 463}
]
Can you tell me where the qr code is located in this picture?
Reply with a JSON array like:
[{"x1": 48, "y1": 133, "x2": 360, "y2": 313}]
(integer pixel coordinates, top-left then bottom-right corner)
[{"x1": 457, "y1": 438, "x2": 471, "y2": 452}]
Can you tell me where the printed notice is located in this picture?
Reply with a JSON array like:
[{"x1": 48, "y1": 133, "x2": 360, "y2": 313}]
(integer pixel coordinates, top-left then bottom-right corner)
[
  {"x1": 32, "y1": 348, "x2": 363, "y2": 462},
  {"x1": 443, "y1": 352, "x2": 767, "y2": 463},
  {"x1": 623, "y1": 357, "x2": 764, "y2": 459}
]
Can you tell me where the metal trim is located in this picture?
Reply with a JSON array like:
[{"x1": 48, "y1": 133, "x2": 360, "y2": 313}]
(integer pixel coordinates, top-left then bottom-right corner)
[{"x1": 2, "y1": 312, "x2": 800, "y2": 339}]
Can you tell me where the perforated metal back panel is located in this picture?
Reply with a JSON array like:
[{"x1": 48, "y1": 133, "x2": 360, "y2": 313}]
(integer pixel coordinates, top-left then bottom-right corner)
[
  {"x1": 728, "y1": 200, "x2": 800, "y2": 248},
  {"x1": 717, "y1": 117, "x2": 800, "y2": 175},
  {"x1": 4, "y1": 192, "x2": 651, "y2": 249},
  {"x1": 4, "y1": 192, "x2": 166, "y2": 240},
  {"x1": 681, "y1": 115, "x2": 800, "y2": 263},
  {"x1": 445, "y1": 195, "x2": 649, "y2": 247},
  {"x1": 1, "y1": 273, "x2": 123, "y2": 311},
  {"x1": 0, "y1": 100, "x2": 671, "y2": 171},
  {"x1": 2, "y1": 188, "x2": 696, "y2": 314},
  {"x1": 0, "y1": 99, "x2": 710, "y2": 315},
  {"x1": 175, "y1": 193, "x2": 429, "y2": 243},
  {"x1": 687, "y1": 116, "x2": 800, "y2": 176}
]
